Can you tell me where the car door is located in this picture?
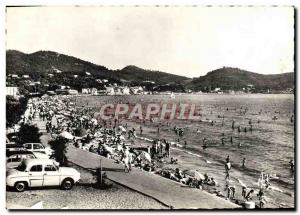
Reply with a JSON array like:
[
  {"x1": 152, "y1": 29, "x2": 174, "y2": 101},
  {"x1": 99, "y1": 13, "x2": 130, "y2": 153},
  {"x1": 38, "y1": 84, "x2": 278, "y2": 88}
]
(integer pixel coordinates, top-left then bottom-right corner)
[
  {"x1": 43, "y1": 164, "x2": 60, "y2": 186},
  {"x1": 28, "y1": 164, "x2": 44, "y2": 187}
]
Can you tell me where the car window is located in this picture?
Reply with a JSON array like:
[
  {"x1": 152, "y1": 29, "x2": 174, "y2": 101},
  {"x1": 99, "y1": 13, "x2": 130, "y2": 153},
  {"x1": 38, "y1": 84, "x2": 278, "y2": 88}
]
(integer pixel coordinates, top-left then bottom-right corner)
[
  {"x1": 11, "y1": 157, "x2": 22, "y2": 162},
  {"x1": 25, "y1": 144, "x2": 32, "y2": 149},
  {"x1": 27, "y1": 155, "x2": 35, "y2": 159},
  {"x1": 44, "y1": 165, "x2": 57, "y2": 171},
  {"x1": 33, "y1": 144, "x2": 43, "y2": 149},
  {"x1": 30, "y1": 165, "x2": 42, "y2": 172}
]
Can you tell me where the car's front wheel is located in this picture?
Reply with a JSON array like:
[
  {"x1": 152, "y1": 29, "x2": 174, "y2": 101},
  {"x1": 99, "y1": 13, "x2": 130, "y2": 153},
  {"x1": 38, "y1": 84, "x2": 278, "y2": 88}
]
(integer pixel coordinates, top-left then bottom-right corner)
[
  {"x1": 14, "y1": 182, "x2": 26, "y2": 192},
  {"x1": 61, "y1": 178, "x2": 74, "y2": 190}
]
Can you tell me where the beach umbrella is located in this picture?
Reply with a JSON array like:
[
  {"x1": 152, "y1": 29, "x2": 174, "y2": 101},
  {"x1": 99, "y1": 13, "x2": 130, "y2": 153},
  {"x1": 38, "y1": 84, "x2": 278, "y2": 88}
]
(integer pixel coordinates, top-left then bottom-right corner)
[
  {"x1": 91, "y1": 118, "x2": 98, "y2": 125},
  {"x1": 183, "y1": 169, "x2": 205, "y2": 180},
  {"x1": 118, "y1": 126, "x2": 126, "y2": 132},
  {"x1": 138, "y1": 151, "x2": 151, "y2": 163},
  {"x1": 60, "y1": 131, "x2": 74, "y2": 140}
]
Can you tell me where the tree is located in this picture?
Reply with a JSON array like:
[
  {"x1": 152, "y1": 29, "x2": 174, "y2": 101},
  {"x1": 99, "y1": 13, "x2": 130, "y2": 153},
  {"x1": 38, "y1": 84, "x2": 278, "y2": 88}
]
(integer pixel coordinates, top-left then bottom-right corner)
[
  {"x1": 17, "y1": 124, "x2": 41, "y2": 144},
  {"x1": 6, "y1": 96, "x2": 28, "y2": 127},
  {"x1": 49, "y1": 137, "x2": 69, "y2": 166}
]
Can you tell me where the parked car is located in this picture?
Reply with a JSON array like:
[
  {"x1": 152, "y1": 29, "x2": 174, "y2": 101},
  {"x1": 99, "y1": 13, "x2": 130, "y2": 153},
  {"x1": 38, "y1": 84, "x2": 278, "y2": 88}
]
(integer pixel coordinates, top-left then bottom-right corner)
[
  {"x1": 32, "y1": 151, "x2": 51, "y2": 159},
  {"x1": 6, "y1": 149, "x2": 29, "y2": 158},
  {"x1": 6, "y1": 151, "x2": 36, "y2": 169},
  {"x1": 23, "y1": 143, "x2": 53, "y2": 156},
  {"x1": 6, "y1": 144, "x2": 25, "y2": 156},
  {"x1": 7, "y1": 159, "x2": 80, "y2": 192}
]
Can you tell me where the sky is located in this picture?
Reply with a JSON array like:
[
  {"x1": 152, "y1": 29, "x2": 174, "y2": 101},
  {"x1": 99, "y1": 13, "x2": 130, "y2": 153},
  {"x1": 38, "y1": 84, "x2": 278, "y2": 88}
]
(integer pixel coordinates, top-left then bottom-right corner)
[{"x1": 6, "y1": 6, "x2": 294, "y2": 78}]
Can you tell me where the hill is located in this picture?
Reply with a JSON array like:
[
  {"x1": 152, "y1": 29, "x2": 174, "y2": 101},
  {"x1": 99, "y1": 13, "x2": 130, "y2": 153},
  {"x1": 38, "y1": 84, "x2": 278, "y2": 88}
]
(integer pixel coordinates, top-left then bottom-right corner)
[
  {"x1": 6, "y1": 50, "x2": 190, "y2": 86},
  {"x1": 189, "y1": 67, "x2": 294, "y2": 92}
]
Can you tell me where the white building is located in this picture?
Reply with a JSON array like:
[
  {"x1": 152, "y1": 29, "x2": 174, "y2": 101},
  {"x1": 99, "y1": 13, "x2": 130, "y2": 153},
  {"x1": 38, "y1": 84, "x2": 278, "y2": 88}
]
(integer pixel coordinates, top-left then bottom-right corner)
[
  {"x1": 105, "y1": 87, "x2": 115, "y2": 95},
  {"x1": 82, "y1": 88, "x2": 90, "y2": 94},
  {"x1": 22, "y1": 75, "x2": 30, "y2": 79},
  {"x1": 68, "y1": 89, "x2": 78, "y2": 95},
  {"x1": 91, "y1": 88, "x2": 98, "y2": 95},
  {"x1": 6, "y1": 87, "x2": 19, "y2": 97},
  {"x1": 130, "y1": 86, "x2": 143, "y2": 94},
  {"x1": 10, "y1": 74, "x2": 19, "y2": 78}
]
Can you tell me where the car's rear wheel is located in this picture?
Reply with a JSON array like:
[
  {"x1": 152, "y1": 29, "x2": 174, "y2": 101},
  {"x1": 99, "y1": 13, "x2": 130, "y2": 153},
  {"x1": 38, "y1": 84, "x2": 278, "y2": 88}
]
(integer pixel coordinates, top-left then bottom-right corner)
[
  {"x1": 14, "y1": 182, "x2": 26, "y2": 192},
  {"x1": 61, "y1": 178, "x2": 74, "y2": 190}
]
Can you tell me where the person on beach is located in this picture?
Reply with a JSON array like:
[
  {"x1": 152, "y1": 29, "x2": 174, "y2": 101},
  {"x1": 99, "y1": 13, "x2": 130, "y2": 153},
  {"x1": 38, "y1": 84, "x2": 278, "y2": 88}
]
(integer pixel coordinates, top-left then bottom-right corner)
[
  {"x1": 232, "y1": 120, "x2": 235, "y2": 130},
  {"x1": 140, "y1": 126, "x2": 143, "y2": 135},
  {"x1": 245, "y1": 189, "x2": 254, "y2": 201},
  {"x1": 257, "y1": 188, "x2": 265, "y2": 208},
  {"x1": 231, "y1": 185, "x2": 236, "y2": 199},
  {"x1": 122, "y1": 147, "x2": 132, "y2": 172},
  {"x1": 238, "y1": 142, "x2": 242, "y2": 148},
  {"x1": 242, "y1": 186, "x2": 247, "y2": 199},
  {"x1": 165, "y1": 141, "x2": 170, "y2": 157},
  {"x1": 184, "y1": 140, "x2": 187, "y2": 150},
  {"x1": 226, "y1": 155, "x2": 230, "y2": 163},
  {"x1": 225, "y1": 169, "x2": 230, "y2": 180},
  {"x1": 227, "y1": 185, "x2": 236, "y2": 199},
  {"x1": 221, "y1": 137, "x2": 225, "y2": 145},
  {"x1": 264, "y1": 174, "x2": 270, "y2": 189},
  {"x1": 238, "y1": 126, "x2": 241, "y2": 133},
  {"x1": 230, "y1": 136, "x2": 233, "y2": 144}
]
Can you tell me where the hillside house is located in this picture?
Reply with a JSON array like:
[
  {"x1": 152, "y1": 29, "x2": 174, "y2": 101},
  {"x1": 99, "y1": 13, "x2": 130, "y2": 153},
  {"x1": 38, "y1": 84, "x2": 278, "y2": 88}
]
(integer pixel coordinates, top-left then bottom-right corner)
[{"x1": 6, "y1": 87, "x2": 19, "y2": 97}]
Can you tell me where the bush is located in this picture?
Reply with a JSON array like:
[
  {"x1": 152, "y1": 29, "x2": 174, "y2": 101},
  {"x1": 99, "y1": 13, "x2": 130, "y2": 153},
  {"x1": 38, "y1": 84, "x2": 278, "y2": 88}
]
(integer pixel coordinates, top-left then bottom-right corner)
[
  {"x1": 49, "y1": 137, "x2": 69, "y2": 166},
  {"x1": 17, "y1": 124, "x2": 41, "y2": 144}
]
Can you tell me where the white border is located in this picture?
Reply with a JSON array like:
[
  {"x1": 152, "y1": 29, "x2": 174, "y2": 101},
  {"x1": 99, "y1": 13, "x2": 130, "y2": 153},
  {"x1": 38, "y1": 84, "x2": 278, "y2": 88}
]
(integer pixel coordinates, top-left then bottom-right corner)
[{"x1": 0, "y1": 1, "x2": 298, "y2": 215}]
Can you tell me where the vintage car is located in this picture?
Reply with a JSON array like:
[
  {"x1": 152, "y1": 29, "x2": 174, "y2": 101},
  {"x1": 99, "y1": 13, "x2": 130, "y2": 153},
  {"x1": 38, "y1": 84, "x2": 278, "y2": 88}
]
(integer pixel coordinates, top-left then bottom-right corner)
[
  {"x1": 7, "y1": 159, "x2": 80, "y2": 192},
  {"x1": 23, "y1": 143, "x2": 53, "y2": 156},
  {"x1": 6, "y1": 151, "x2": 36, "y2": 169}
]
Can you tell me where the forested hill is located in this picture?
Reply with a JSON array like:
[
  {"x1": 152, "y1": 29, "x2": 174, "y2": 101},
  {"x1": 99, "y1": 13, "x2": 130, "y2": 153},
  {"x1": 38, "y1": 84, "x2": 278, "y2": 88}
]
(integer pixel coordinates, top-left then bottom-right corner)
[
  {"x1": 189, "y1": 67, "x2": 294, "y2": 91},
  {"x1": 6, "y1": 50, "x2": 190, "y2": 85}
]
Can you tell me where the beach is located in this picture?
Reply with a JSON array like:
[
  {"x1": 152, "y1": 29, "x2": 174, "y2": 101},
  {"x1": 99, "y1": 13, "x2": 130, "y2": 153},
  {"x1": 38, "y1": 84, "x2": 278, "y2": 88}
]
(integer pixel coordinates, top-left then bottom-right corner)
[{"x1": 70, "y1": 94, "x2": 294, "y2": 208}]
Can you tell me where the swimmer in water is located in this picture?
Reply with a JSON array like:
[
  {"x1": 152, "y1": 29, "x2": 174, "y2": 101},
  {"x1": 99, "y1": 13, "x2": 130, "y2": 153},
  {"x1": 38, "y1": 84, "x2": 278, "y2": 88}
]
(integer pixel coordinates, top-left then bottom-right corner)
[
  {"x1": 289, "y1": 159, "x2": 294, "y2": 173},
  {"x1": 242, "y1": 158, "x2": 246, "y2": 167},
  {"x1": 226, "y1": 155, "x2": 230, "y2": 163}
]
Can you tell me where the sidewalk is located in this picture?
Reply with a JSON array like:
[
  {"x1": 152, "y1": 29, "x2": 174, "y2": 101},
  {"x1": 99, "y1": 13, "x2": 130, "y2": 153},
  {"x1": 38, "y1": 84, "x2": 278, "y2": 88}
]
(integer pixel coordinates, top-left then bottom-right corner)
[
  {"x1": 67, "y1": 146, "x2": 239, "y2": 209},
  {"x1": 35, "y1": 117, "x2": 239, "y2": 209}
]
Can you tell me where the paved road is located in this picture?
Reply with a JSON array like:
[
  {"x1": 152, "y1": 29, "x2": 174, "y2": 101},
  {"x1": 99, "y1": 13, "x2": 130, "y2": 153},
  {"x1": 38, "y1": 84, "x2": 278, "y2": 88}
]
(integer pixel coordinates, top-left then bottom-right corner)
[
  {"x1": 67, "y1": 146, "x2": 239, "y2": 209},
  {"x1": 34, "y1": 117, "x2": 239, "y2": 209}
]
